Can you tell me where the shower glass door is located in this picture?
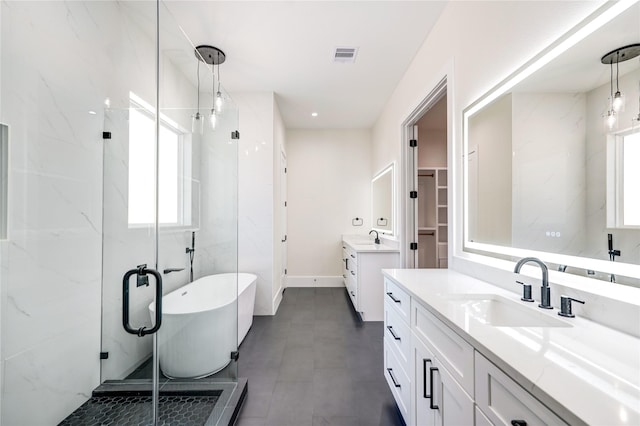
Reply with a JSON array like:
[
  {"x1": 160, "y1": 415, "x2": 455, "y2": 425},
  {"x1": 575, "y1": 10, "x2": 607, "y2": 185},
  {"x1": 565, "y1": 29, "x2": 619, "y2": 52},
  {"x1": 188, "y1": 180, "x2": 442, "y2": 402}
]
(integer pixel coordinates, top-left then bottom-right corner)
[{"x1": 100, "y1": 1, "x2": 239, "y2": 424}]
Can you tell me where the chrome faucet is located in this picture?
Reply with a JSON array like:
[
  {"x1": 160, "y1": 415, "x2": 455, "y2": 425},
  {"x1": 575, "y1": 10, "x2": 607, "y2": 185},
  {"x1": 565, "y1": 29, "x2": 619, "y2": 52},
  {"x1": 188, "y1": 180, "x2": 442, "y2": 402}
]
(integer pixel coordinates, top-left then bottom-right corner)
[
  {"x1": 514, "y1": 257, "x2": 552, "y2": 309},
  {"x1": 369, "y1": 229, "x2": 380, "y2": 244}
]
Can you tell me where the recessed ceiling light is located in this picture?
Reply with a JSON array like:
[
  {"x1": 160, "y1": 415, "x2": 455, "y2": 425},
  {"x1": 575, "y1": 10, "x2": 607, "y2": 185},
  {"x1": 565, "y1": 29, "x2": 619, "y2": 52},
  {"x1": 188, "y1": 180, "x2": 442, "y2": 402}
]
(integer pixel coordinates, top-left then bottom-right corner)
[
  {"x1": 311, "y1": 112, "x2": 318, "y2": 117},
  {"x1": 88, "y1": 110, "x2": 97, "y2": 115}
]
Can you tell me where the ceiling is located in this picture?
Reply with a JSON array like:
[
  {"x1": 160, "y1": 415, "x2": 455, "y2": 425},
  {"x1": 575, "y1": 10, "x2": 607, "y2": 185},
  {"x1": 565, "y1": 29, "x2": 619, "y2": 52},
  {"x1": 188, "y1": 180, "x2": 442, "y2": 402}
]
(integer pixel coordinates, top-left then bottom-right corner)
[{"x1": 161, "y1": 1, "x2": 447, "y2": 129}]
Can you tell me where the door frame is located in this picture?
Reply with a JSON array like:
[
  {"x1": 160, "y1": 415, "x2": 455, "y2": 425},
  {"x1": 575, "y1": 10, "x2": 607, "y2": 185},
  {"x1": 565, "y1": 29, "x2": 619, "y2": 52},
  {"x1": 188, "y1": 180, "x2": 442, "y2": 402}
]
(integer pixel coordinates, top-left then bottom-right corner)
[{"x1": 400, "y1": 76, "x2": 448, "y2": 268}]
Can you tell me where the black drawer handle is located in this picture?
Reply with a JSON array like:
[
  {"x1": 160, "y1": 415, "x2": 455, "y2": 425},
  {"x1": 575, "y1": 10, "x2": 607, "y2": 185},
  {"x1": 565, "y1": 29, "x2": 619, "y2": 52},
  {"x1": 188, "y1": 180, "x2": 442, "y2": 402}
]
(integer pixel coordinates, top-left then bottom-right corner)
[
  {"x1": 350, "y1": 254, "x2": 355, "y2": 258},
  {"x1": 351, "y1": 291, "x2": 355, "y2": 297},
  {"x1": 386, "y1": 325, "x2": 401, "y2": 341},
  {"x1": 429, "y1": 367, "x2": 439, "y2": 410},
  {"x1": 350, "y1": 270, "x2": 355, "y2": 276},
  {"x1": 386, "y1": 292, "x2": 401, "y2": 303},
  {"x1": 387, "y1": 368, "x2": 401, "y2": 388},
  {"x1": 423, "y1": 358, "x2": 433, "y2": 399},
  {"x1": 511, "y1": 421, "x2": 527, "y2": 426}
]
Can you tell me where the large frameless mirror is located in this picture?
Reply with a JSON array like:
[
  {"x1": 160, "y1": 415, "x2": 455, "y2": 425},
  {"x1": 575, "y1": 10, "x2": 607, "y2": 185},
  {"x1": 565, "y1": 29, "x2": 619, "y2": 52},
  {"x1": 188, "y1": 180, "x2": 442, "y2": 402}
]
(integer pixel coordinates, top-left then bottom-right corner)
[{"x1": 463, "y1": 1, "x2": 640, "y2": 287}]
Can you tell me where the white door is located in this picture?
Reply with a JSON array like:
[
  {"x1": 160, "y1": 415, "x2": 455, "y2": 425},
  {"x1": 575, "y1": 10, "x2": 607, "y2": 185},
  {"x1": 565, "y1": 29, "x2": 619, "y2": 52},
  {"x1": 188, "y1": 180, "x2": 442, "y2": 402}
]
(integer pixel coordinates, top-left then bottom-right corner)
[{"x1": 280, "y1": 148, "x2": 288, "y2": 290}]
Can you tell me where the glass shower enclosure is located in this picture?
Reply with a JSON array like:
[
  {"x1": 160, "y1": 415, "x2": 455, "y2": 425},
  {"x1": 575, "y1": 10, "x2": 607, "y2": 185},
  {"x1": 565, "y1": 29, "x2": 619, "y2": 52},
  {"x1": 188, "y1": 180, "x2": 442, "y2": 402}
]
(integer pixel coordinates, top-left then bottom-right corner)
[
  {"x1": 0, "y1": 0, "x2": 242, "y2": 424},
  {"x1": 99, "y1": 2, "x2": 242, "y2": 424}
]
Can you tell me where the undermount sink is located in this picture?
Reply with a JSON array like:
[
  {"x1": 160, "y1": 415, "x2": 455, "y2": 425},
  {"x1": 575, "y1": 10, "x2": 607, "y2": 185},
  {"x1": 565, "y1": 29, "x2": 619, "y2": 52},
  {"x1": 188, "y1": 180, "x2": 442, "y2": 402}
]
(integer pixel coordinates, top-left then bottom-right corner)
[{"x1": 441, "y1": 293, "x2": 571, "y2": 328}]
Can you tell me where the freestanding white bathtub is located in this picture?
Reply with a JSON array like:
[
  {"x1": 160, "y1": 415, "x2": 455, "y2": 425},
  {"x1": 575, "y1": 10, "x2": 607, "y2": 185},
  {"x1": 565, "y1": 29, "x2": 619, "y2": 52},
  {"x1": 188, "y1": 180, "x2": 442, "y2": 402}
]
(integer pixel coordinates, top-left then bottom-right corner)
[{"x1": 149, "y1": 273, "x2": 257, "y2": 379}]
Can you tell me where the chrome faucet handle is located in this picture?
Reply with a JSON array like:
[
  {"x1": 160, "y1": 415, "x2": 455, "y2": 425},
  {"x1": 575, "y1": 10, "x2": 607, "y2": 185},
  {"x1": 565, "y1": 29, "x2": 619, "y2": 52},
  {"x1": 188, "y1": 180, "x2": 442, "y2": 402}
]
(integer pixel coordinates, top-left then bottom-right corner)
[
  {"x1": 558, "y1": 295, "x2": 585, "y2": 318},
  {"x1": 516, "y1": 281, "x2": 534, "y2": 302},
  {"x1": 163, "y1": 268, "x2": 185, "y2": 274}
]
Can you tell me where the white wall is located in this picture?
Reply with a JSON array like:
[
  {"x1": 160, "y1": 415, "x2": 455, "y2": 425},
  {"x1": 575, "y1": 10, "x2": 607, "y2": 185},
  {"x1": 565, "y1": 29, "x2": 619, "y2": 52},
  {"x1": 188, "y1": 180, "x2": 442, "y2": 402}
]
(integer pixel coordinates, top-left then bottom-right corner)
[{"x1": 287, "y1": 129, "x2": 371, "y2": 285}]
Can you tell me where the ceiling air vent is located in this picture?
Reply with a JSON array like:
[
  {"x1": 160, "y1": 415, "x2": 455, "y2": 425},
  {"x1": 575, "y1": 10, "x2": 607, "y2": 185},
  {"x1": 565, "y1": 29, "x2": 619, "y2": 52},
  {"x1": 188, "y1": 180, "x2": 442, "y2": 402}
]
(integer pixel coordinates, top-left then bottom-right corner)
[{"x1": 333, "y1": 47, "x2": 358, "y2": 63}]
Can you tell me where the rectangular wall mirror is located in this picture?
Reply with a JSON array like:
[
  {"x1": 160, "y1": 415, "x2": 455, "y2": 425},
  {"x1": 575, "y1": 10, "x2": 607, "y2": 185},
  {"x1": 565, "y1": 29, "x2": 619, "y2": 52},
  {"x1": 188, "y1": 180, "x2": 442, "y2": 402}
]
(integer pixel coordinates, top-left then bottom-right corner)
[
  {"x1": 463, "y1": 1, "x2": 640, "y2": 287},
  {"x1": 372, "y1": 163, "x2": 394, "y2": 235}
]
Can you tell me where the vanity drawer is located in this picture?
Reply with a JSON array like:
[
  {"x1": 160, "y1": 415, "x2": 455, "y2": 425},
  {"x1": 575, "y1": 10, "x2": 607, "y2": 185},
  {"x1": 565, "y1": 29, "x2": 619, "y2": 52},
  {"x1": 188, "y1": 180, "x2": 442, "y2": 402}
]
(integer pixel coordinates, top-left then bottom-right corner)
[
  {"x1": 384, "y1": 340, "x2": 410, "y2": 422},
  {"x1": 475, "y1": 352, "x2": 568, "y2": 426},
  {"x1": 384, "y1": 301, "x2": 411, "y2": 365},
  {"x1": 384, "y1": 278, "x2": 410, "y2": 322},
  {"x1": 413, "y1": 300, "x2": 474, "y2": 396},
  {"x1": 476, "y1": 406, "x2": 494, "y2": 426}
]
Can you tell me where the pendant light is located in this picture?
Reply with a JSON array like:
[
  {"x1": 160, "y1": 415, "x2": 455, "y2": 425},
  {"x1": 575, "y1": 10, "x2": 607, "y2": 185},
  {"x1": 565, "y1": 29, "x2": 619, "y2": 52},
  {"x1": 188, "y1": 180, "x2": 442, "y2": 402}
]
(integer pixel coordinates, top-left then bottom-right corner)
[
  {"x1": 215, "y1": 49, "x2": 224, "y2": 112},
  {"x1": 209, "y1": 69, "x2": 217, "y2": 130},
  {"x1": 601, "y1": 44, "x2": 640, "y2": 130},
  {"x1": 194, "y1": 45, "x2": 226, "y2": 131}
]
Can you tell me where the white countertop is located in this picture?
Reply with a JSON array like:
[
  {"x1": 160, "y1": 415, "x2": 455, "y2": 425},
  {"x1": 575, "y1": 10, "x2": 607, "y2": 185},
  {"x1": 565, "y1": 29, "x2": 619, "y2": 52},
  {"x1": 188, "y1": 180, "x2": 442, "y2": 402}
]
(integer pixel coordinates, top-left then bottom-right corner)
[
  {"x1": 343, "y1": 236, "x2": 399, "y2": 253},
  {"x1": 382, "y1": 268, "x2": 640, "y2": 426}
]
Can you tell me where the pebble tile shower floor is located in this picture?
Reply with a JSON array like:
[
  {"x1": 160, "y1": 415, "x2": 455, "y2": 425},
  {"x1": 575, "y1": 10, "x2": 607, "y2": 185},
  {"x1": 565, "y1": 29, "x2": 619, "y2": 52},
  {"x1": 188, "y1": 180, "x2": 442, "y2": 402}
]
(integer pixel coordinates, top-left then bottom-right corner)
[
  {"x1": 59, "y1": 393, "x2": 218, "y2": 426},
  {"x1": 236, "y1": 287, "x2": 404, "y2": 426}
]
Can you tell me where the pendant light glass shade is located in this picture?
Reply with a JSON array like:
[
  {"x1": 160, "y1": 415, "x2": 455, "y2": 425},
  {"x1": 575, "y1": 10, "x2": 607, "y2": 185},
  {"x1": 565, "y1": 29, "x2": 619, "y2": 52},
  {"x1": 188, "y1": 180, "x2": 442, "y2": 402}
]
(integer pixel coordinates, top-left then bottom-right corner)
[
  {"x1": 216, "y1": 91, "x2": 223, "y2": 110},
  {"x1": 612, "y1": 91, "x2": 625, "y2": 113},
  {"x1": 192, "y1": 112, "x2": 204, "y2": 134},
  {"x1": 605, "y1": 109, "x2": 617, "y2": 131}
]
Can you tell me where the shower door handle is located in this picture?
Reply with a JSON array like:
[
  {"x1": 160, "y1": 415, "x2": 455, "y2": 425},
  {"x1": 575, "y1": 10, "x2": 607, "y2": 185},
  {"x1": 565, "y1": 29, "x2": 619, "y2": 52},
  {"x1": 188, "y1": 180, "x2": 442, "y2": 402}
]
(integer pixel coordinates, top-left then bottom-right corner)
[{"x1": 122, "y1": 264, "x2": 163, "y2": 337}]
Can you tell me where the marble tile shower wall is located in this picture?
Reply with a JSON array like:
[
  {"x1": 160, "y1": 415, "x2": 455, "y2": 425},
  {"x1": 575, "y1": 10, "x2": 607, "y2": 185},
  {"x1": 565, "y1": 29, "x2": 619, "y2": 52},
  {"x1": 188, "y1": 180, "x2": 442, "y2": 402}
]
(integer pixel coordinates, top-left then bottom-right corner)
[
  {"x1": 0, "y1": 2, "x2": 217, "y2": 424},
  {"x1": 511, "y1": 92, "x2": 587, "y2": 255}
]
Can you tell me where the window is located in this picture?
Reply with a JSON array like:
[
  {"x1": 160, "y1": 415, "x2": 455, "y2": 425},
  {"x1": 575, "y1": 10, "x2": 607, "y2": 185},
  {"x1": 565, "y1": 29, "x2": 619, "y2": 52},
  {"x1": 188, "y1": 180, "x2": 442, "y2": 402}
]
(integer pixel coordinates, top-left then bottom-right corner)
[
  {"x1": 608, "y1": 129, "x2": 640, "y2": 228},
  {"x1": 128, "y1": 92, "x2": 195, "y2": 228}
]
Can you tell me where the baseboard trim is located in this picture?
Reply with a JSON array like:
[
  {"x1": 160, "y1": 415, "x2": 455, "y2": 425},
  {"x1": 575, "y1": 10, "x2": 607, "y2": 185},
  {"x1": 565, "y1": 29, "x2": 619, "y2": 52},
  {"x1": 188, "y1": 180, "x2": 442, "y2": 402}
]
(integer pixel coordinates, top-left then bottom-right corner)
[
  {"x1": 286, "y1": 276, "x2": 344, "y2": 288},
  {"x1": 273, "y1": 284, "x2": 284, "y2": 314}
]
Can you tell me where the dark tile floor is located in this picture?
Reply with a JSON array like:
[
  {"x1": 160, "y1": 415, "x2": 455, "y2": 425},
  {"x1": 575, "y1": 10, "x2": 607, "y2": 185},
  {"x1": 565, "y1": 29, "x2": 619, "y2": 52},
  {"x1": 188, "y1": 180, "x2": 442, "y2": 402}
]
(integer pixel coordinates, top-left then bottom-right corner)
[{"x1": 236, "y1": 287, "x2": 405, "y2": 426}]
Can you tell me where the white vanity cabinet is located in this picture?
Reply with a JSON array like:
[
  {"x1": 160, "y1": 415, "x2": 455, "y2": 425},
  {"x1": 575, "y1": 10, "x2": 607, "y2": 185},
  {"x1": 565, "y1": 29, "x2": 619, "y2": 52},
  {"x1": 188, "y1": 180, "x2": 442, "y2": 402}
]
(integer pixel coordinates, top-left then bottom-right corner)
[
  {"x1": 413, "y1": 334, "x2": 474, "y2": 426},
  {"x1": 383, "y1": 273, "x2": 571, "y2": 426},
  {"x1": 474, "y1": 353, "x2": 567, "y2": 426},
  {"x1": 411, "y1": 297, "x2": 473, "y2": 426},
  {"x1": 342, "y1": 239, "x2": 399, "y2": 321}
]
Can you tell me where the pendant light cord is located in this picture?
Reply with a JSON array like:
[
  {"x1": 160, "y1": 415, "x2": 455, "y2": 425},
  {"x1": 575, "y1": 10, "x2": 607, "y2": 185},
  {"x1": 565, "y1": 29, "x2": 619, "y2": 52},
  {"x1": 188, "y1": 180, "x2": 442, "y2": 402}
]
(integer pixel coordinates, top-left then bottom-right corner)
[
  {"x1": 217, "y1": 51, "x2": 221, "y2": 93},
  {"x1": 610, "y1": 60, "x2": 614, "y2": 104},
  {"x1": 615, "y1": 51, "x2": 620, "y2": 93},
  {"x1": 196, "y1": 60, "x2": 201, "y2": 114}
]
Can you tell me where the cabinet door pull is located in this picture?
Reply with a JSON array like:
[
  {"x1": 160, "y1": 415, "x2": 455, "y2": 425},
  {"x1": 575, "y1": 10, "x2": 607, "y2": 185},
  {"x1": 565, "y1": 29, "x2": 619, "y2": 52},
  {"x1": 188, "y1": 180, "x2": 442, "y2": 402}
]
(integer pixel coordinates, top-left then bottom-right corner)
[
  {"x1": 386, "y1": 368, "x2": 401, "y2": 388},
  {"x1": 350, "y1": 270, "x2": 355, "y2": 276},
  {"x1": 386, "y1": 325, "x2": 401, "y2": 341},
  {"x1": 429, "y1": 367, "x2": 439, "y2": 410},
  {"x1": 423, "y1": 358, "x2": 434, "y2": 398},
  {"x1": 386, "y1": 292, "x2": 401, "y2": 303},
  {"x1": 350, "y1": 254, "x2": 355, "y2": 259},
  {"x1": 350, "y1": 291, "x2": 355, "y2": 297},
  {"x1": 511, "y1": 421, "x2": 527, "y2": 426}
]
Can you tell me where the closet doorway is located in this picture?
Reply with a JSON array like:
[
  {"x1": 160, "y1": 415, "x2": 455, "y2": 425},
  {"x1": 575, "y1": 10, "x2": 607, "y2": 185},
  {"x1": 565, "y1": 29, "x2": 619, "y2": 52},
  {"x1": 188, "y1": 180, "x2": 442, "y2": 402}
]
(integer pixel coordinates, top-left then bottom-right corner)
[{"x1": 402, "y1": 78, "x2": 449, "y2": 268}]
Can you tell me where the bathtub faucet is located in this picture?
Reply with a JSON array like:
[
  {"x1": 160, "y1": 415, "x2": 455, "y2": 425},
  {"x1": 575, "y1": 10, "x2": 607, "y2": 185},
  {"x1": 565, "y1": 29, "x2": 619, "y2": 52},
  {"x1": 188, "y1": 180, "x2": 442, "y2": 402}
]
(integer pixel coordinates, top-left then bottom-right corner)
[{"x1": 186, "y1": 231, "x2": 196, "y2": 282}]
